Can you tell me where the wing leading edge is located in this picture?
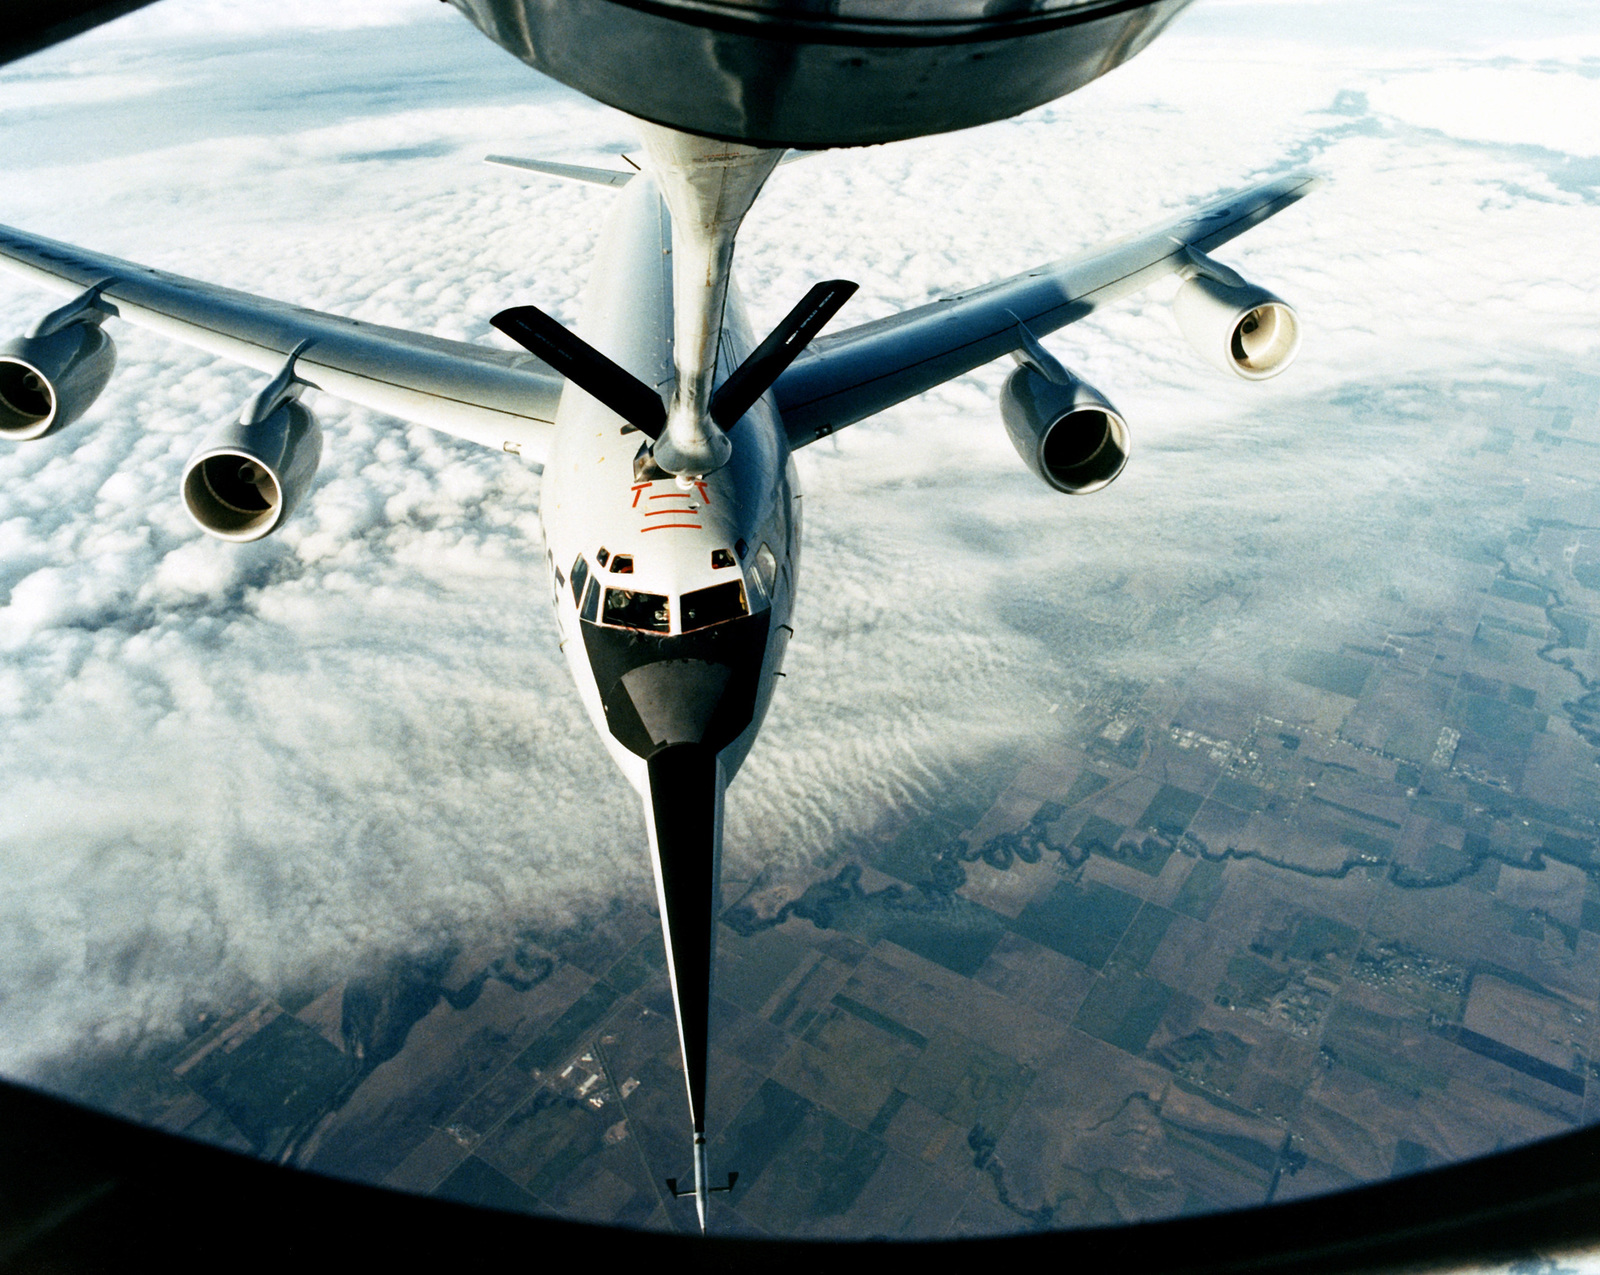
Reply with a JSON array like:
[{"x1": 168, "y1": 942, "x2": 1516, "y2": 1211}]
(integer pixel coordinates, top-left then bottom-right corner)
[
  {"x1": 772, "y1": 172, "x2": 1322, "y2": 448},
  {"x1": 0, "y1": 224, "x2": 564, "y2": 462}
]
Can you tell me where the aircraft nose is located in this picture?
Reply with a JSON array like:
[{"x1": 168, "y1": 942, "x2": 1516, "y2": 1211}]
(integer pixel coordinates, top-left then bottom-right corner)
[
  {"x1": 585, "y1": 607, "x2": 771, "y2": 755},
  {"x1": 620, "y1": 658, "x2": 733, "y2": 750},
  {"x1": 582, "y1": 608, "x2": 772, "y2": 759}
]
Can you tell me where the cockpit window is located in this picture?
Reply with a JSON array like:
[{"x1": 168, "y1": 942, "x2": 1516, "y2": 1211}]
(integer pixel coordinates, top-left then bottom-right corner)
[
  {"x1": 748, "y1": 541, "x2": 778, "y2": 606},
  {"x1": 570, "y1": 554, "x2": 589, "y2": 603},
  {"x1": 711, "y1": 548, "x2": 736, "y2": 570},
  {"x1": 603, "y1": 587, "x2": 670, "y2": 633},
  {"x1": 610, "y1": 554, "x2": 634, "y2": 574},
  {"x1": 579, "y1": 577, "x2": 600, "y2": 623},
  {"x1": 596, "y1": 547, "x2": 610, "y2": 568},
  {"x1": 681, "y1": 581, "x2": 748, "y2": 633}
]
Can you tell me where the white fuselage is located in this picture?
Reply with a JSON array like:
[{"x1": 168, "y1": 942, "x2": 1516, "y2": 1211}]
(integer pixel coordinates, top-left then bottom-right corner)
[
  {"x1": 535, "y1": 177, "x2": 799, "y2": 1221},
  {"x1": 538, "y1": 177, "x2": 798, "y2": 797},
  {"x1": 527, "y1": 159, "x2": 822, "y2": 1227}
]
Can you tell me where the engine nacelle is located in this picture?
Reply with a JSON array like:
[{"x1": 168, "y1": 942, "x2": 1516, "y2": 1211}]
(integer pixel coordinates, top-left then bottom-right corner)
[
  {"x1": 1000, "y1": 363, "x2": 1129, "y2": 495},
  {"x1": 182, "y1": 398, "x2": 322, "y2": 542},
  {"x1": 0, "y1": 318, "x2": 116, "y2": 441},
  {"x1": 1172, "y1": 268, "x2": 1302, "y2": 381}
]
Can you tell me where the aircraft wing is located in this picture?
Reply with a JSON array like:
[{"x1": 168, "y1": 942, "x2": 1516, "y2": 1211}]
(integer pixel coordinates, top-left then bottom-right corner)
[
  {"x1": 0, "y1": 224, "x2": 564, "y2": 462},
  {"x1": 773, "y1": 172, "x2": 1321, "y2": 448}
]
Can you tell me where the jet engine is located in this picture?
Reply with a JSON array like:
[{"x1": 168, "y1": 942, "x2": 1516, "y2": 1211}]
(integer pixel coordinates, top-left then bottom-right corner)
[
  {"x1": 0, "y1": 295, "x2": 116, "y2": 441},
  {"x1": 1171, "y1": 249, "x2": 1301, "y2": 380},
  {"x1": 182, "y1": 362, "x2": 321, "y2": 542},
  {"x1": 1001, "y1": 358, "x2": 1129, "y2": 496}
]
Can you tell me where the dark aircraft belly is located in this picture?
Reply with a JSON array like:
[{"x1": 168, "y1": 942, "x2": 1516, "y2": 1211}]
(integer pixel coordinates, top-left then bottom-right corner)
[{"x1": 447, "y1": 0, "x2": 1195, "y2": 148}]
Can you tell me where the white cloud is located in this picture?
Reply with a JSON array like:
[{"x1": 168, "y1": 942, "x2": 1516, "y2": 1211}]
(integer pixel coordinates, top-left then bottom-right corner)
[
  {"x1": 1370, "y1": 65, "x2": 1600, "y2": 157},
  {"x1": 94, "y1": 0, "x2": 442, "y2": 37}
]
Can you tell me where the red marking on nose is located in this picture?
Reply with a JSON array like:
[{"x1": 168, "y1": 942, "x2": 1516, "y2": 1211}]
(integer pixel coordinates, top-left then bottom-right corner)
[
  {"x1": 641, "y1": 523, "x2": 702, "y2": 532},
  {"x1": 644, "y1": 508, "x2": 697, "y2": 516},
  {"x1": 649, "y1": 492, "x2": 691, "y2": 500}
]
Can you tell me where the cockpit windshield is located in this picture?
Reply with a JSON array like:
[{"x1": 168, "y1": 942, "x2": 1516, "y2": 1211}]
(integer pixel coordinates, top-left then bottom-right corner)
[
  {"x1": 681, "y1": 580, "x2": 749, "y2": 633},
  {"x1": 602, "y1": 587, "x2": 670, "y2": 633}
]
